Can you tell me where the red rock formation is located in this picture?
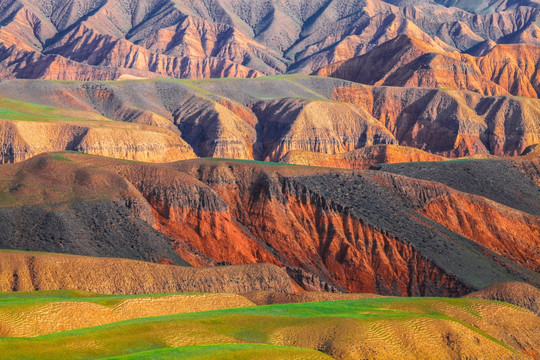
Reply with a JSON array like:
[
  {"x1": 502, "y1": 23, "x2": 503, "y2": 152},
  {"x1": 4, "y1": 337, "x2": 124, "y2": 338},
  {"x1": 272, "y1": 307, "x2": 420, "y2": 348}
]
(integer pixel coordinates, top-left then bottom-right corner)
[{"x1": 421, "y1": 193, "x2": 540, "y2": 272}]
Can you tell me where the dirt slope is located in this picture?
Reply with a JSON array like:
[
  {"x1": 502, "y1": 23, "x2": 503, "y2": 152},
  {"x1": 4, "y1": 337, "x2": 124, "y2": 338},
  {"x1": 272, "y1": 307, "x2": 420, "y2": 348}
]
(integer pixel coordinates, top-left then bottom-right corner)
[
  {"x1": 0, "y1": 76, "x2": 537, "y2": 162},
  {"x1": 465, "y1": 282, "x2": 540, "y2": 316},
  {"x1": 279, "y1": 145, "x2": 447, "y2": 168},
  {"x1": 0, "y1": 250, "x2": 296, "y2": 294}
]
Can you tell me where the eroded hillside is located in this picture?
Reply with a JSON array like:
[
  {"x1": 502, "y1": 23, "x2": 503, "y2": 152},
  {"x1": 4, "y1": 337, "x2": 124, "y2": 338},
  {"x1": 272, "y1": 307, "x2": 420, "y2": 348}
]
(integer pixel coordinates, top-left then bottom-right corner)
[
  {"x1": 0, "y1": 77, "x2": 537, "y2": 163},
  {"x1": 1, "y1": 152, "x2": 538, "y2": 296},
  {"x1": 0, "y1": 0, "x2": 538, "y2": 80}
]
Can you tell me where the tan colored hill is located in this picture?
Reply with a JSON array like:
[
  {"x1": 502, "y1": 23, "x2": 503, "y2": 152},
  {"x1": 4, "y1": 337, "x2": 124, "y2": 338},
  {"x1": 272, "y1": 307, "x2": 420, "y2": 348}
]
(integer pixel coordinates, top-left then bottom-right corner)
[
  {"x1": 0, "y1": 77, "x2": 537, "y2": 163},
  {"x1": 464, "y1": 282, "x2": 540, "y2": 316},
  {"x1": 279, "y1": 145, "x2": 447, "y2": 168},
  {"x1": 0, "y1": 96, "x2": 196, "y2": 163},
  {"x1": 0, "y1": 292, "x2": 257, "y2": 337},
  {"x1": 316, "y1": 35, "x2": 540, "y2": 98},
  {"x1": 0, "y1": 250, "x2": 296, "y2": 295},
  {"x1": 0, "y1": 0, "x2": 538, "y2": 79}
]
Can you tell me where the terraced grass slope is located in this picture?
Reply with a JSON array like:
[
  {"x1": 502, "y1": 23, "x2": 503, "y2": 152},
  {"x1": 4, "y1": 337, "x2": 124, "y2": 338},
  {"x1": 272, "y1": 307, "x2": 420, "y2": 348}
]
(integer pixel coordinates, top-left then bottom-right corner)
[
  {"x1": 0, "y1": 290, "x2": 257, "y2": 337},
  {"x1": 1, "y1": 152, "x2": 538, "y2": 296},
  {"x1": 109, "y1": 344, "x2": 334, "y2": 360},
  {"x1": 0, "y1": 295, "x2": 538, "y2": 360}
]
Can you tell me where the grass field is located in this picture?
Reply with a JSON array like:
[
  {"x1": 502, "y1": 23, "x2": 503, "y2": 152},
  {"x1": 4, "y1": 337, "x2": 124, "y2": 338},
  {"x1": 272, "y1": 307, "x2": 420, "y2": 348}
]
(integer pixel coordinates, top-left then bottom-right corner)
[
  {"x1": 0, "y1": 292, "x2": 537, "y2": 360},
  {"x1": 0, "y1": 97, "x2": 108, "y2": 123}
]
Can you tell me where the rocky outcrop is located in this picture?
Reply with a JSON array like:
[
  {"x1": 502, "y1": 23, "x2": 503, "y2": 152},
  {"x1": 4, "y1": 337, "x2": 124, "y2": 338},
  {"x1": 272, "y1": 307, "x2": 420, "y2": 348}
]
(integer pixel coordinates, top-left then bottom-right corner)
[
  {"x1": 251, "y1": 98, "x2": 396, "y2": 161},
  {"x1": 421, "y1": 193, "x2": 540, "y2": 272},
  {"x1": 0, "y1": 119, "x2": 196, "y2": 164},
  {"x1": 332, "y1": 85, "x2": 540, "y2": 157}
]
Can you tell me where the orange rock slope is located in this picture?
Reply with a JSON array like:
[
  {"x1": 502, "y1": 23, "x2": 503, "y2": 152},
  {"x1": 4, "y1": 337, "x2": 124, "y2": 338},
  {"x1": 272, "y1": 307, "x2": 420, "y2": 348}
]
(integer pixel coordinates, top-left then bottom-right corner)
[
  {"x1": 315, "y1": 35, "x2": 540, "y2": 98},
  {"x1": 279, "y1": 145, "x2": 447, "y2": 169},
  {"x1": 49, "y1": 153, "x2": 540, "y2": 296}
]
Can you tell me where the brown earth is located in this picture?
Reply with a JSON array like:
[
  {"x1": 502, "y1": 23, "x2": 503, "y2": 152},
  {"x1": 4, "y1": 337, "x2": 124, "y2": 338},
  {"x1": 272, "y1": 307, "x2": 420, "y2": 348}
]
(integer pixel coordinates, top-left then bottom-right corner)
[
  {"x1": 0, "y1": 250, "x2": 296, "y2": 295},
  {"x1": 464, "y1": 282, "x2": 540, "y2": 316}
]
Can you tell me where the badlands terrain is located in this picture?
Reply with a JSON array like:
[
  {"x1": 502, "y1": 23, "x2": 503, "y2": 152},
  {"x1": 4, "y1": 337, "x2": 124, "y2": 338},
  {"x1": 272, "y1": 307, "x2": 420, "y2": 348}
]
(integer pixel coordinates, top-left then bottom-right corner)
[{"x1": 0, "y1": 0, "x2": 539, "y2": 359}]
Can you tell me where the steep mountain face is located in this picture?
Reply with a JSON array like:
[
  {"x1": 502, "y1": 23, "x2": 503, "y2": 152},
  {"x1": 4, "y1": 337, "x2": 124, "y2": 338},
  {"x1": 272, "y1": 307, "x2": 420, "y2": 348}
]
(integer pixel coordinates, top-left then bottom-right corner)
[
  {"x1": 0, "y1": 77, "x2": 537, "y2": 164},
  {"x1": 0, "y1": 0, "x2": 538, "y2": 80},
  {"x1": 2, "y1": 152, "x2": 537, "y2": 296},
  {"x1": 316, "y1": 35, "x2": 540, "y2": 98}
]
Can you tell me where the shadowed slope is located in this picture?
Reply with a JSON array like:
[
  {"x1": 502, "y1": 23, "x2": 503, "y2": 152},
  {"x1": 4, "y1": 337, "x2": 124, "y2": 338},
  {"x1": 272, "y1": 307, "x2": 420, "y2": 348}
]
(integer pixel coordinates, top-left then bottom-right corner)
[{"x1": 316, "y1": 35, "x2": 540, "y2": 98}]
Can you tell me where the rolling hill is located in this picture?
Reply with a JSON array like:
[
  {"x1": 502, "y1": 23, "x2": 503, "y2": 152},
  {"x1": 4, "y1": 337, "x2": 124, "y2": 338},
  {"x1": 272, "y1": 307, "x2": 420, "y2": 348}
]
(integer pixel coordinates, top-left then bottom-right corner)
[{"x1": 0, "y1": 293, "x2": 538, "y2": 359}]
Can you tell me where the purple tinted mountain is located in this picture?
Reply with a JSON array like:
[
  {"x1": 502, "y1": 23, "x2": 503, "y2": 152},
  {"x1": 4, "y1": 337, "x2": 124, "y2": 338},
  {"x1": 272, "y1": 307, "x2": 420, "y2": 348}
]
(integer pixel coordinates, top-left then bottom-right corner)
[{"x1": 0, "y1": 0, "x2": 538, "y2": 80}]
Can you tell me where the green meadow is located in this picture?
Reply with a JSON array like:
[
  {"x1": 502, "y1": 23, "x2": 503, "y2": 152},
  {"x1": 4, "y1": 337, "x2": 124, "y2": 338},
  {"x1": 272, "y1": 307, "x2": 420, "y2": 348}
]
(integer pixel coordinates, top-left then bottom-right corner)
[{"x1": 0, "y1": 292, "x2": 522, "y2": 360}]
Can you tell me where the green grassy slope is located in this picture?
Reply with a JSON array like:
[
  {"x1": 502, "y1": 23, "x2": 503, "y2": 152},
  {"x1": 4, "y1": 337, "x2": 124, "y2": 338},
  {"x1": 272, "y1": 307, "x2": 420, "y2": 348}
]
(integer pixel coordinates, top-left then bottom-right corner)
[
  {"x1": 107, "y1": 344, "x2": 333, "y2": 360},
  {"x1": 0, "y1": 296, "x2": 537, "y2": 360}
]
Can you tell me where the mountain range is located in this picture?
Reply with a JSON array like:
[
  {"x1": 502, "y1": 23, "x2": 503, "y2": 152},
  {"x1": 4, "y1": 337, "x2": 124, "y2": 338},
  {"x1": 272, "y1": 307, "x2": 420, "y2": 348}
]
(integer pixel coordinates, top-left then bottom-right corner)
[
  {"x1": 0, "y1": 0, "x2": 539, "y2": 83},
  {"x1": 0, "y1": 1, "x2": 539, "y2": 359}
]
